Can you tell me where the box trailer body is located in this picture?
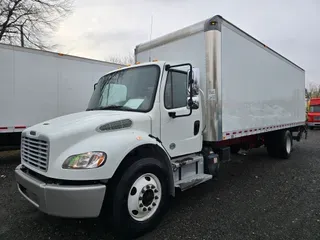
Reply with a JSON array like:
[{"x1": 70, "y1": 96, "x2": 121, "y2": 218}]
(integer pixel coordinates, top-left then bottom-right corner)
[
  {"x1": 0, "y1": 43, "x2": 123, "y2": 147},
  {"x1": 135, "y1": 15, "x2": 306, "y2": 143},
  {"x1": 14, "y1": 15, "x2": 307, "y2": 238}
]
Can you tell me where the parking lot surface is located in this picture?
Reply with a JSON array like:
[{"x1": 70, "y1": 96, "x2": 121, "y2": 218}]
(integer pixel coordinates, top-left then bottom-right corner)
[{"x1": 1, "y1": 131, "x2": 320, "y2": 240}]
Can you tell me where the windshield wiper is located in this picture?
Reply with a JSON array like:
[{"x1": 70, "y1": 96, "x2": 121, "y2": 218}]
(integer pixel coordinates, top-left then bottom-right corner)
[
  {"x1": 97, "y1": 105, "x2": 133, "y2": 110},
  {"x1": 86, "y1": 105, "x2": 134, "y2": 111}
]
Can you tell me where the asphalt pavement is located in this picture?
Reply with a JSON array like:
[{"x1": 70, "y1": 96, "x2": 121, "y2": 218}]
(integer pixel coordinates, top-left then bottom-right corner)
[{"x1": 1, "y1": 131, "x2": 320, "y2": 240}]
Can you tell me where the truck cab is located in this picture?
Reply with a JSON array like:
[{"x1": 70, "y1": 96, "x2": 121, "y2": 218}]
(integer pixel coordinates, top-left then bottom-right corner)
[
  {"x1": 307, "y1": 98, "x2": 320, "y2": 129},
  {"x1": 15, "y1": 61, "x2": 210, "y2": 237}
]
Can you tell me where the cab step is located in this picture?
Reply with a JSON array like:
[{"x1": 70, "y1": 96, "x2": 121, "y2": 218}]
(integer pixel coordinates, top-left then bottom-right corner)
[
  {"x1": 172, "y1": 153, "x2": 212, "y2": 191},
  {"x1": 171, "y1": 153, "x2": 203, "y2": 169},
  {"x1": 175, "y1": 173, "x2": 212, "y2": 191}
]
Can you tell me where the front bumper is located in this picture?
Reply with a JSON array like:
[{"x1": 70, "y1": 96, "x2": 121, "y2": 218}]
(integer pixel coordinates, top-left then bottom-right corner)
[
  {"x1": 307, "y1": 122, "x2": 320, "y2": 127},
  {"x1": 15, "y1": 164, "x2": 106, "y2": 218}
]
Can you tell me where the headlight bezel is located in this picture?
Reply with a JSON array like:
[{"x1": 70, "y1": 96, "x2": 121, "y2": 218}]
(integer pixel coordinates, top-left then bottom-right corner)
[{"x1": 62, "y1": 151, "x2": 107, "y2": 170}]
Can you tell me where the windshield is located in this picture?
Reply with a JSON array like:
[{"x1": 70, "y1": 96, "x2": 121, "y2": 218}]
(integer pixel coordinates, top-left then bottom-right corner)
[
  {"x1": 87, "y1": 65, "x2": 160, "y2": 112},
  {"x1": 310, "y1": 105, "x2": 320, "y2": 113}
]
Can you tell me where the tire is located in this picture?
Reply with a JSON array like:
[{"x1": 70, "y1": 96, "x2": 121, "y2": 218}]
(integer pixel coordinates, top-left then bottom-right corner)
[
  {"x1": 111, "y1": 157, "x2": 170, "y2": 238},
  {"x1": 265, "y1": 130, "x2": 292, "y2": 159},
  {"x1": 278, "y1": 130, "x2": 293, "y2": 159}
]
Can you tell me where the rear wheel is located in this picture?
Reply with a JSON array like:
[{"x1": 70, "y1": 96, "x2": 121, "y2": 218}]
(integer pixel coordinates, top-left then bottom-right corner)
[
  {"x1": 111, "y1": 157, "x2": 170, "y2": 238},
  {"x1": 279, "y1": 130, "x2": 292, "y2": 159},
  {"x1": 266, "y1": 130, "x2": 292, "y2": 159}
]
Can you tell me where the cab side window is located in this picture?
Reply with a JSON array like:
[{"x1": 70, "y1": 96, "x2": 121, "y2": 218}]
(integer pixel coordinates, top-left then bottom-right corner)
[{"x1": 164, "y1": 70, "x2": 188, "y2": 109}]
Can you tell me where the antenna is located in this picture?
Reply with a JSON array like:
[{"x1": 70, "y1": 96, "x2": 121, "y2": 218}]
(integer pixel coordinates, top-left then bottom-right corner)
[{"x1": 148, "y1": 14, "x2": 153, "y2": 62}]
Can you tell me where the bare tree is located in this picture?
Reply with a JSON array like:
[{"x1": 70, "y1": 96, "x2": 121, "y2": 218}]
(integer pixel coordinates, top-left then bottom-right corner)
[
  {"x1": 0, "y1": 0, "x2": 73, "y2": 49},
  {"x1": 308, "y1": 83, "x2": 320, "y2": 98},
  {"x1": 106, "y1": 52, "x2": 135, "y2": 65}
]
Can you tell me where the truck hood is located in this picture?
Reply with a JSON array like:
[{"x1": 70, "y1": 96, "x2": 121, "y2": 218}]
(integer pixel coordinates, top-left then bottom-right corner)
[
  {"x1": 308, "y1": 112, "x2": 320, "y2": 116},
  {"x1": 21, "y1": 110, "x2": 152, "y2": 177},
  {"x1": 25, "y1": 110, "x2": 152, "y2": 140}
]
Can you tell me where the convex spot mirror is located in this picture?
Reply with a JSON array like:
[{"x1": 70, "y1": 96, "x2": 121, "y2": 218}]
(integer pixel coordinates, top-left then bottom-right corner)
[{"x1": 187, "y1": 68, "x2": 200, "y2": 96}]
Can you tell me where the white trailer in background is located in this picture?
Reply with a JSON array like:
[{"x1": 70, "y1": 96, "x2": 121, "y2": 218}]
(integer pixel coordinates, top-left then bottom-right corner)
[
  {"x1": 15, "y1": 15, "x2": 307, "y2": 238},
  {"x1": 0, "y1": 43, "x2": 123, "y2": 148}
]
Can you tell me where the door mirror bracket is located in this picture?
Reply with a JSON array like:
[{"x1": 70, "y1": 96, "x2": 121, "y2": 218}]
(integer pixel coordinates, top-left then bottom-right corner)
[{"x1": 168, "y1": 112, "x2": 177, "y2": 118}]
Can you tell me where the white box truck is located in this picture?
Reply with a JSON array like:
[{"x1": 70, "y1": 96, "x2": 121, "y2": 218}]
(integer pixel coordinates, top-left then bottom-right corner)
[
  {"x1": 14, "y1": 15, "x2": 307, "y2": 238},
  {"x1": 0, "y1": 43, "x2": 123, "y2": 149}
]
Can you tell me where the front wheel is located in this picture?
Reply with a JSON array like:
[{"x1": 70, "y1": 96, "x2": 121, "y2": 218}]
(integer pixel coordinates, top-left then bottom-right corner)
[{"x1": 111, "y1": 157, "x2": 170, "y2": 238}]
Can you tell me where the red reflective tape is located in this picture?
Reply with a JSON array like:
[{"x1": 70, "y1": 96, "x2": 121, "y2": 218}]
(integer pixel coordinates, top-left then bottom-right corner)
[
  {"x1": 15, "y1": 126, "x2": 26, "y2": 129},
  {"x1": 233, "y1": 132, "x2": 237, "y2": 134},
  {"x1": 0, "y1": 127, "x2": 8, "y2": 130},
  {"x1": 239, "y1": 131, "x2": 242, "y2": 133},
  {"x1": 226, "y1": 133, "x2": 230, "y2": 136},
  {"x1": 244, "y1": 130, "x2": 248, "y2": 133}
]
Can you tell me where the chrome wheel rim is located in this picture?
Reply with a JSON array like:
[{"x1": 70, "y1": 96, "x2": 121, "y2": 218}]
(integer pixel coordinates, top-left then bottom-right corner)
[
  {"x1": 286, "y1": 136, "x2": 291, "y2": 153},
  {"x1": 127, "y1": 173, "x2": 162, "y2": 222}
]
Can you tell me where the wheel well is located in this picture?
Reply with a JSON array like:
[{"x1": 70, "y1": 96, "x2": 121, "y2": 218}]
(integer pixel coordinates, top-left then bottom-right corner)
[{"x1": 109, "y1": 144, "x2": 175, "y2": 197}]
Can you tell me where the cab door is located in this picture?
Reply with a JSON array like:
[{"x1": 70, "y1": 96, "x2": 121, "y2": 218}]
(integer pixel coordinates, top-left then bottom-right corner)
[{"x1": 159, "y1": 67, "x2": 203, "y2": 157}]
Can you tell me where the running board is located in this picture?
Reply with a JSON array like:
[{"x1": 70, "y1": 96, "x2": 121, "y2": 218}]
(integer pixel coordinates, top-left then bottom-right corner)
[
  {"x1": 171, "y1": 154, "x2": 203, "y2": 170},
  {"x1": 174, "y1": 173, "x2": 212, "y2": 191}
]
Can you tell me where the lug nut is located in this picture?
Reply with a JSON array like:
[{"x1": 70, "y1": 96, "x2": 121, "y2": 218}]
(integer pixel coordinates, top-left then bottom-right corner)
[
  {"x1": 152, "y1": 202, "x2": 156, "y2": 206},
  {"x1": 141, "y1": 189, "x2": 145, "y2": 194},
  {"x1": 154, "y1": 189, "x2": 158, "y2": 193},
  {"x1": 148, "y1": 207, "x2": 151, "y2": 211},
  {"x1": 147, "y1": 185, "x2": 150, "y2": 189},
  {"x1": 155, "y1": 196, "x2": 159, "y2": 200},
  {"x1": 139, "y1": 203, "x2": 143, "y2": 208},
  {"x1": 151, "y1": 185, "x2": 155, "y2": 189},
  {"x1": 143, "y1": 207, "x2": 147, "y2": 212},
  {"x1": 139, "y1": 197, "x2": 143, "y2": 200}
]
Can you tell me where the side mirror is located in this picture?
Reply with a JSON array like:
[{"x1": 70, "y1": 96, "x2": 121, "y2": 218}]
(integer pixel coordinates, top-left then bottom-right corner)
[
  {"x1": 187, "y1": 68, "x2": 200, "y2": 95},
  {"x1": 165, "y1": 63, "x2": 199, "y2": 118},
  {"x1": 94, "y1": 83, "x2": 98, "y2": 90}
]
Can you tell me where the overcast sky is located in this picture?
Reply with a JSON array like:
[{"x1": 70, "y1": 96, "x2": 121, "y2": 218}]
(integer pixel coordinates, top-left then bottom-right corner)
[{"x1": 53, "y1": 0, "x2": 320, "y2": 86}]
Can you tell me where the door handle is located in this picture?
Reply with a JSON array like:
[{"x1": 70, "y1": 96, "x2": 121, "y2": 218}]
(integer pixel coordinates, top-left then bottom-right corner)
[{"x1": 194, "y1": 120, "x2": 200, "y2": 135}]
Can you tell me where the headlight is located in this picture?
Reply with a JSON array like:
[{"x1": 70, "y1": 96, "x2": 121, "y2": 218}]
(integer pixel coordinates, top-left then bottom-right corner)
[{"x1": 62, "y1": 151, "x2": 106, "y2": 169}]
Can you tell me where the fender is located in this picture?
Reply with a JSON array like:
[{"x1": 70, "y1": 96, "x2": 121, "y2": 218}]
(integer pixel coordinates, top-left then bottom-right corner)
[
  {"x1": 114, "y1": 134, "x2": 175, "y2": 197},
  {"x1": 49, "y1": 129, "x2": 175, "y2": 196}
]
